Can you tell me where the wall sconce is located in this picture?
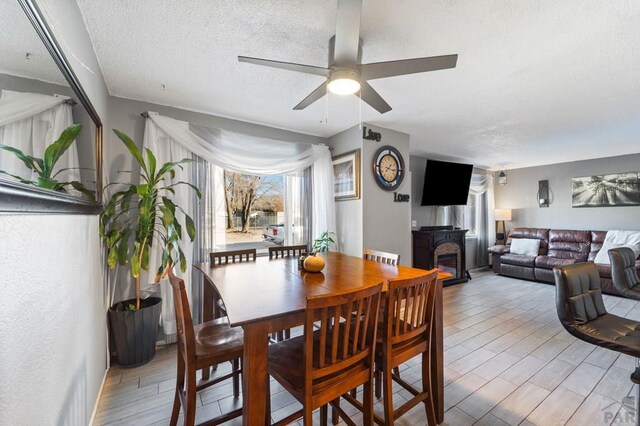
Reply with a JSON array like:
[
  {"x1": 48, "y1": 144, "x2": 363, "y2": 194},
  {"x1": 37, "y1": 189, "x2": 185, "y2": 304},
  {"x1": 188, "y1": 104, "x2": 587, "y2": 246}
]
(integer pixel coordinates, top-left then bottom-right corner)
[
  {"x1": 494, "y1": 208, "x2": 512, "y2": 243},
  {"x1": 498, "y1": 170, "x2": 507, "y2": 185},
  {"x1": 538, "y1": 180, "x2": 550, "y2": 207}
]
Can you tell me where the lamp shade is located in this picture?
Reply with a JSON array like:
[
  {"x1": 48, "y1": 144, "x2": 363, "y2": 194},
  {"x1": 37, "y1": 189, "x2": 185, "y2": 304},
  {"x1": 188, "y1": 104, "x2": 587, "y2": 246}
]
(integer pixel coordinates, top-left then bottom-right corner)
[{"x1": 495, "y1": 209, "x2": 512, "y2": 221}]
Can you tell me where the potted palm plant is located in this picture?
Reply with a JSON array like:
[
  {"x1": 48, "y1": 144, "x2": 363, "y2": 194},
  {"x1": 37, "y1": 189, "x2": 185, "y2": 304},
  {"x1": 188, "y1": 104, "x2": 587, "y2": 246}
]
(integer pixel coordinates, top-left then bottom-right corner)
[
  {"x1": 100, "y1": 129, "x2": 200, "y2": 366},
  {"x1": 0, "y1": 123, "x2": 95, "y2": 199}
]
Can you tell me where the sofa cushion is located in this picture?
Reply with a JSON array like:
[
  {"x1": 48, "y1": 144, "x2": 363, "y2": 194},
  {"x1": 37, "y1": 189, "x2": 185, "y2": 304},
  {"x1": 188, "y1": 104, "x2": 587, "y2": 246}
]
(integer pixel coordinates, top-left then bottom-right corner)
[
  {"x1": 589, "y1": 231, "x2": 607, "y2": 262},
  {"x1": 596, "y1": 263, "x2": 612, "y2": 279},
  {"x1": 501, "y1": 263, "x2": 536, "y2": 280},
  {"x1": 488, "y1": 245, "x2": 510, "y2": 255},
  {"x1": 507, "y1": 228, "x2": 549, "y2": 255},
  {"x1": 534, "y1": 267, "x2": 555, "y2": 283},
  {"x1": 547, "y1": 229, "x2": 591, "y2": 261},
  {"x1": 501, "y1": 253, "x2": 536, "y2": 267},
  {"x1": 535, "y1": 256, "x2": 579, "y2": 270},
  {"x1": 597, "y1": 261, "x2": 640, "y2": 279}
]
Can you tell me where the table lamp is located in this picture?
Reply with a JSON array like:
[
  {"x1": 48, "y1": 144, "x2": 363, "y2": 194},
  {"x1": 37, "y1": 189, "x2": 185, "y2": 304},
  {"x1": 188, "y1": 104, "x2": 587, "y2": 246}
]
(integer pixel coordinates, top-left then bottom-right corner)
[{"x1": 495, "y1": 209, "x2": 512, "y2": 243}]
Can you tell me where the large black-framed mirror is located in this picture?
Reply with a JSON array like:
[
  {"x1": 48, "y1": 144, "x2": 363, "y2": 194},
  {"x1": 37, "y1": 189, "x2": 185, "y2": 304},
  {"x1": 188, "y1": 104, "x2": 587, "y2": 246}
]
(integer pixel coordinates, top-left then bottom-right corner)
[{"x1": 0, "y1": 0, "x2": 102, "y2": 214}]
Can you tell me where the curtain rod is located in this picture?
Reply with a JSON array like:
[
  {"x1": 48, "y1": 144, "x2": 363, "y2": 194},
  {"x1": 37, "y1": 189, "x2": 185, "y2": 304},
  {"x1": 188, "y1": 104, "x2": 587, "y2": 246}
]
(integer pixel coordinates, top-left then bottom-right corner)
[
  {"x1": 140, "y1": 111, "x2": 159, "y2": 118},
  {"x1": 63, "y1": 98, "x2": 77, "y2": 106}
]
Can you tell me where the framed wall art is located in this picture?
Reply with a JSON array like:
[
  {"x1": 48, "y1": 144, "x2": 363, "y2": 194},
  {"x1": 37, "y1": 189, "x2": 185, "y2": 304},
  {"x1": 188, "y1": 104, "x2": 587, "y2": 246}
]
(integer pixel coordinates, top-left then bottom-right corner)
[
  {"x1": 572, "y1": 172, "x2": 640, "y2": 207},
  {"x1": 332, "y1": 149, "x2": 360, "y2": 201}
]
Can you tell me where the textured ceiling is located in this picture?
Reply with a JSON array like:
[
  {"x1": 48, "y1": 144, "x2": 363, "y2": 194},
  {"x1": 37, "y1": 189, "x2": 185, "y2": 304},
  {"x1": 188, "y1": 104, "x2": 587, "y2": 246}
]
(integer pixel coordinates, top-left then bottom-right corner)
[
  {"x1": 0, "y1": 0, "x2": 68, "y2": 86},
  {"x1": 75, "y1": 0, "x2": 640, "y2": 170}
]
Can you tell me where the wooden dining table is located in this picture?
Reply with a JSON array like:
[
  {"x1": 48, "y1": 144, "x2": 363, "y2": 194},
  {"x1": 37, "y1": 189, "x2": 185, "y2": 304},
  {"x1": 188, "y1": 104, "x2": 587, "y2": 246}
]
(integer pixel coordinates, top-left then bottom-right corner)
[{"x1": 194, "y1": 251, "x2": 449, "y2": 425}]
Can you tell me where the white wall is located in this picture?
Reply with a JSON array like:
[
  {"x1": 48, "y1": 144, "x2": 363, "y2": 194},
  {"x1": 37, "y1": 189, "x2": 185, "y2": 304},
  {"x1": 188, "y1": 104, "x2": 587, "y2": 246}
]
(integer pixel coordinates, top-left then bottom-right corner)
[
  {"x1": 0, "y1": 1, "x2": 110, "y2": 424},
  {"x1": 0, "y1": 216, "x2": 103, "y2": 425},
  {"x1": 326, "y1": 126, "x2": 363, "y2": 257},
  {"x1": 495, "y1": 153, "x2": 640, "y2": 231}
]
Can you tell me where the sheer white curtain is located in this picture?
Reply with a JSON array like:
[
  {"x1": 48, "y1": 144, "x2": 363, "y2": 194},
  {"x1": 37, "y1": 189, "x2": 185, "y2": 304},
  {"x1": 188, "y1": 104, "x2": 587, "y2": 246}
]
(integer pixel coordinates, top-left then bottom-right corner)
[
  {"x1": 141, "y1": 118, "x2": 196, "y2": 339},
  {"x1": 469, "y1": 174, "x2": 495, "y2": 266},
  {"x1": 440, "y1": 173, "x2": 495, "y2": 267},
  {"x1": 148, "y1": 112, "x2": 336, "y2": 241},
  {"x1": 285, "y1": 169, "x2": 310, "y2": 245},
  {"x1": 142, "y1": 112, "x2": 337, "y2": 337},
  {"x1": 0, "y1": 90, "x2": 79, "y2": 182}
]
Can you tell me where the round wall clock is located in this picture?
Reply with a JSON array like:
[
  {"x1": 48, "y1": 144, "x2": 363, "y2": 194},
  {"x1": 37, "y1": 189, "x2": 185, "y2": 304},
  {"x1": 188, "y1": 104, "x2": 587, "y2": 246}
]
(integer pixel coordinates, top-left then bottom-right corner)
[{"x1": 372, "y1": 145, "x2": 405, "y2": 191}]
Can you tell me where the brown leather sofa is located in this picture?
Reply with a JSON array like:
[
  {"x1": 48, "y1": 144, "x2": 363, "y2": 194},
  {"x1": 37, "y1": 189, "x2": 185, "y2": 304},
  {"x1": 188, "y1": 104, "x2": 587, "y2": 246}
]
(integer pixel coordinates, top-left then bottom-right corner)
[{"x1": 488, "y1": 227, "x2": 640, "y2": 296}]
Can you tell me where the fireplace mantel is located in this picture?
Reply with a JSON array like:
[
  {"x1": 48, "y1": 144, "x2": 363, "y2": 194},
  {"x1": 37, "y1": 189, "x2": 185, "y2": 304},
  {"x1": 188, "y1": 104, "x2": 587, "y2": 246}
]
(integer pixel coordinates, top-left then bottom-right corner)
[{"x1": 412, "y1": 227, "x2": 469, "y2": 285}]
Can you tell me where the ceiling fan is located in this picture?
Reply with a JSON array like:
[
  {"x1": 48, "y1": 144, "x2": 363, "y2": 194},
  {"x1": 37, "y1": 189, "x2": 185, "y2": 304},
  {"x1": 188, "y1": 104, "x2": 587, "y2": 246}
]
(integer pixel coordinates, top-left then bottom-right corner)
[{"x1": 238, "y1": 0, "x2": 458, "y2": 114}]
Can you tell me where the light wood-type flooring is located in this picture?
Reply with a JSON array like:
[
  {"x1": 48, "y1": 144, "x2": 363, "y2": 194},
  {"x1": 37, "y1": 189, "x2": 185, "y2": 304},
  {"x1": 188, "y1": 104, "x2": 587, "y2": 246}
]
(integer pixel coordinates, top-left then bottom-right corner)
[{"x1": 94, "y1": 269, "x2": 639, "y2": 425}]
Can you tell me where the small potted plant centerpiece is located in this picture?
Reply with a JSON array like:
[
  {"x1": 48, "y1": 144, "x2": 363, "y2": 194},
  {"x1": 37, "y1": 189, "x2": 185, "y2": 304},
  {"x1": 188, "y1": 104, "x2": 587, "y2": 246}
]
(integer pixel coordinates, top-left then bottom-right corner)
[
  {"x1": 303, "y1": 231, "x2": 336, "y2": 272},
  {"x1": 100, "y1": 130, "x2": 200, "y2": 366}
]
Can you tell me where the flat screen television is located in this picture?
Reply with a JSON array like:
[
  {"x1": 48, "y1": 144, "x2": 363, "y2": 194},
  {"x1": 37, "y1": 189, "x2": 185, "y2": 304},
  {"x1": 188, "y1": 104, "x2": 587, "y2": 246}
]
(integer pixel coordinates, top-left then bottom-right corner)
[{"x1": 421, "y1": 160, "x2": 473, "y2": 206}]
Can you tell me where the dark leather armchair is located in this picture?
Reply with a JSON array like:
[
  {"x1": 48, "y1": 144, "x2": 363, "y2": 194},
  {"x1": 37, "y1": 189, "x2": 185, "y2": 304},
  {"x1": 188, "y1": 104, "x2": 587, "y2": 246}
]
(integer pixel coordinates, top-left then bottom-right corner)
[
  {"x1": 609, "y1": 247, "x2": 640, "y2": 300},
  {"x1": 554, "y1": 263, "x2": 640, "y2": 418}
]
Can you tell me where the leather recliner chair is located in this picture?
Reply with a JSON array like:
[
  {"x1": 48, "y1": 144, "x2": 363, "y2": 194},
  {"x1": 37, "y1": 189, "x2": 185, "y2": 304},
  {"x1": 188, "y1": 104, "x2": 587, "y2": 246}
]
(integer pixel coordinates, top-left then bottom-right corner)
[
  {"x1": 554, "y1": 262, "x2": 640, "y2": 422},
  {"x1": 609, "y1": 247, "x2": 640, "y2": 300}
]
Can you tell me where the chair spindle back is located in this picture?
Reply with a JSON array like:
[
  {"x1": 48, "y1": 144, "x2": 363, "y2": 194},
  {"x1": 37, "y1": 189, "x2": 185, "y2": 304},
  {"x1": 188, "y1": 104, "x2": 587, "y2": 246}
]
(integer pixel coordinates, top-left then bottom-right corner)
[
  {"x1": 304, "y1": 283, "x2": 382, "y2": 386},
  {"x1": 210, "y1": 249, "x2": 257, "y2": 265},
  {"x1": 269, "y1": 244, "x2": 308, "y2": 259},
  {"x1": 363, "y1": 248, "x2": 399, "y2": 266},
  {"x1": 385, "y1": 270, "x2": 439, "y2": 348}
]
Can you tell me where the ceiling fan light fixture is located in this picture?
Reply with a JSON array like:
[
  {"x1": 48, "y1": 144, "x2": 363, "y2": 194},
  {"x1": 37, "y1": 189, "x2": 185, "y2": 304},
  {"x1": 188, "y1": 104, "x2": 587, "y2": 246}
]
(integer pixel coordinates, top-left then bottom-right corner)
[{"x1": 327, "y1": 69, "x2": 360, "y2": 95}]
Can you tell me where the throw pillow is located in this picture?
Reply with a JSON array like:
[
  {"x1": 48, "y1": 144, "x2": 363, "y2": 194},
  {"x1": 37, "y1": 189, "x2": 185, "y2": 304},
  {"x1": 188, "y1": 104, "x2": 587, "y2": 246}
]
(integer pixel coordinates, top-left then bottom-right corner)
[
  {"x1": 593, "y1": 230, "x2": 640, "y2": 265},
  {"x1": 510, "y1": 238, "x2": 540, "y2": 257},
  {"x1": 593, "y1": 240, "x2": 640, "y2": 265}
]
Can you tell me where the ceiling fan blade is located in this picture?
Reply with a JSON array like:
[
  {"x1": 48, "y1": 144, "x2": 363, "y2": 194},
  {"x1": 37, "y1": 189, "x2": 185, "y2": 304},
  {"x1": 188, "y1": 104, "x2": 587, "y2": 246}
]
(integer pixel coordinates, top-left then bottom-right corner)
[
  {"x1": 293, "y1": 81, "x2": 328, "y2": 110},
  {"x1": 238, "y1": 56, "x2": 330, "y2": 77},
  {"x1": 360, "y1": 81, "x2": 392, "y2": 114},
  {"x1": 333, "y1": 0, "x2": 362, "y2": 66},
  {"x1": 360, "y1": 54, "x2": 458, "y2": 80}
]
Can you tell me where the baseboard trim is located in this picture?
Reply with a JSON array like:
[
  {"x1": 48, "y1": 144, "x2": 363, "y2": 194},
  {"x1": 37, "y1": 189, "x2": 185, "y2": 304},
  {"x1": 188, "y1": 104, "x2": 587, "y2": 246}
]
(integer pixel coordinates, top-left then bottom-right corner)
[{"x1": 89, "y1": 368, "x2": 108, "y2": 425}]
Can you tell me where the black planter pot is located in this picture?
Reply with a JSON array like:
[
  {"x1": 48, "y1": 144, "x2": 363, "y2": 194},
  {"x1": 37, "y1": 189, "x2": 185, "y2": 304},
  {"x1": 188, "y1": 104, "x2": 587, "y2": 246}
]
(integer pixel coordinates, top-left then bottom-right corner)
[{"x1": 108, "y1": 297, "x2": 162, "y2": 367}]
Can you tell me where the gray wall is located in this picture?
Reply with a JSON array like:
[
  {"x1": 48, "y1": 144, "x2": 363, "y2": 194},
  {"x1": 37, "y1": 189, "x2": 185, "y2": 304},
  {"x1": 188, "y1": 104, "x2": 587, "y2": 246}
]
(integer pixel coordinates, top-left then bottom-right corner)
[
  {"x1": 495, "y1": 153, "x2": 640, "y2": 232},
  {"x1": 326, "y1": 126, "x2": 363, "y2": 257},
  {"x1": 362, "y1": 125, "x2": 412, "y2": 266},
  {"x1": 0, "y1": 0, "x2": 110, "y2": 424},
  {"x1": 327, "y1": 124, "x2": 412, "y2": 266},
  {"x1": 0, "y1": 72, "x2": 73, "y2": 97}
]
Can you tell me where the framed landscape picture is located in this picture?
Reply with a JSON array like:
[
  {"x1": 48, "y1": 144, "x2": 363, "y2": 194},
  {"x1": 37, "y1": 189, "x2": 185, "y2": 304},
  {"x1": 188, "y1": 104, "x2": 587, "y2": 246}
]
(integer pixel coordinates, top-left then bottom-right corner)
[
  {"x1": 572, "y1": 172, "x2": 640, "y2": 207},
  {"x1": 332, "y1": 149, "x2": 360, "y2": 201}
]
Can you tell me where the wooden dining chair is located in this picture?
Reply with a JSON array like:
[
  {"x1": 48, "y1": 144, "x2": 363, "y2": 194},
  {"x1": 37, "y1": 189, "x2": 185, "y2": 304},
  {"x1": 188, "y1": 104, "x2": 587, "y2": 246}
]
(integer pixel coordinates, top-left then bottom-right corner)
[
  {"x1": 209, "y1": 248, "x2": 257, "y2": 265},
  {"x1": 375, "y1": 270, "x2": 439, "y2": 425},
  {"x1": 268, "y1": 244, "x2": 308, "y2": 341},
  {"x1": 267, "y1": 283, "x2": 383, "y2": 426},
  {"x1": 362, "y1": 248, "x2": 401, "y2": 382},
  {"x1": 269, "y1": 244, "x2": 308, "y2": 259},
  {"x1": 363, "y1": 248, "x2": 399, "y2": 266},
  {"x1": 168, "y1": 270, "x2": 244, "y2": 426},
  {"x1": 209, "y1": 249, "x2": 257, "y2": 319}
]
